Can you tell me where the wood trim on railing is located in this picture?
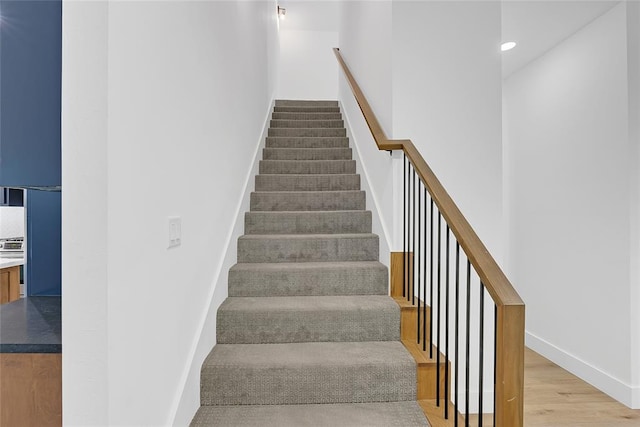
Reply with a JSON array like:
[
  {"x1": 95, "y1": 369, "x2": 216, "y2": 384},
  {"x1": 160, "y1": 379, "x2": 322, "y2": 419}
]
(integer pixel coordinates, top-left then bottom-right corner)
[
  {"x1": 333, "y1": 47, "x2": 522, "y2": 308},
  {"x1": 334, "y1": 47, "x2": 525, "y2": 426}
]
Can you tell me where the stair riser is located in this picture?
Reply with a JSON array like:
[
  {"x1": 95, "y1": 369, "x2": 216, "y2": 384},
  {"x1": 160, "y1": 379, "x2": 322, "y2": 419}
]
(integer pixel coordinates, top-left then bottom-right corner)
[
  {"x1": 200, "y1": 362, "x2": 415, "y2": 406},
  {"x1": 263, "y1": 148, "x2": 352, "y2": 160},
  {"x1": 270, "y1": 120, "x2": 344, "y2": 128},
  {"x1": 228, "y1": 263, "x2": 388, "y2": 297},
  {"x1": 266, "y1": 137, "x2": 349, "y2": 149},
  {"x1": 237, "y1": 235, "x2": 379, "y2": 263},
  {"x1": 255, "y1": 175, "x2": 360, "y2": 191},
  {"x1": 245, "y1": 211, "x2": 371, "y2": 234},
  {"x1": 217, "y1": 299, "x2": 400, "y2": 344},
  {"x1": 268, "y1": 128, "x2": 346, "y2": 137},
  {"x1": 274, "y1": 106, "x2": 341, "y2": 113},
  {"x1": 275, "y1": 100, "x2": 338, "y2": 107},
  {"x1": 250, "y1": 191, "x2": 366, "y2": 211},
  {"x1": 259, "y1": 160, "x2": 356, "y2": 175},
  {"x1": 272, "y1": 112, "x2": 342, "y2": 120},
  {"x1": 191, "y1": 403, "x2": 430, "y2": 427}
]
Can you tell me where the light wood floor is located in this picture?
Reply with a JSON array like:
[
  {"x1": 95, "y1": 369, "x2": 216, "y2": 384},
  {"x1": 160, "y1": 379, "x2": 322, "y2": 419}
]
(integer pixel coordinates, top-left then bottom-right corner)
[{"x1": 468, "y1": 348, "x2": 640, "y2": 426}]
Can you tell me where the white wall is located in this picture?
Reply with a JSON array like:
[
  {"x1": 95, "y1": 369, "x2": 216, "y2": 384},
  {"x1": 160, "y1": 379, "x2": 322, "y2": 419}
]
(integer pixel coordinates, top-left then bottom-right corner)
[
  {"x1": 337, "y1": 1, "x2": 395, "y2": 260},
  {"x1": 504, "y1": 3, "x2": 637, "y2": 407},
  {"x1": 276, "y1": 1, "x2": 339, "y2": 100},
  {"x1": 392, "y1": 1, "x2": 504, "y2": 264},
  {"x1": 62, "y1": 1, "x2": 278, "y2": 425},
  {"x1": 627, "y1": 0, "x2": 640, "y2": 409},
  {"x1": 339, "y1": 1, "x2": 393, "y2": 136},
  {"x1": 277, "y1": 30, "x2": 338, "y2": 100}
]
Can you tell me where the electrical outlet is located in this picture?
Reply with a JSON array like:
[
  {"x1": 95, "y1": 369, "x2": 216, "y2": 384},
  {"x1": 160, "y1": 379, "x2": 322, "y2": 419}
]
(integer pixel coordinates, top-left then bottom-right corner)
[{"x1": 168, "y1": 217, "x2": 181, "y2": 248}]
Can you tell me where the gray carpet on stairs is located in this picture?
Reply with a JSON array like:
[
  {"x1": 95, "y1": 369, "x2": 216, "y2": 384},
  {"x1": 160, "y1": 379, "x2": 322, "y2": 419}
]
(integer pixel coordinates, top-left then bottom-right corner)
[
  {"x1": 228, "y1": 261, "x2": 388, "y2": 297},
  {"x1": 191, "y1": 100, "x2": 429, "y2": 426},
  {"x1": 191, "y1": 402, "x2": 428, "y2": 427}
]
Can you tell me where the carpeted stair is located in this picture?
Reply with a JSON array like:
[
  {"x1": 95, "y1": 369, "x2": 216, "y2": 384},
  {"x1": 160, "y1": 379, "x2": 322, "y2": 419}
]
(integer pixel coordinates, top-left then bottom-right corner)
[{"x1": 190, "y1": 100, "x2": 429, "y2": 426}]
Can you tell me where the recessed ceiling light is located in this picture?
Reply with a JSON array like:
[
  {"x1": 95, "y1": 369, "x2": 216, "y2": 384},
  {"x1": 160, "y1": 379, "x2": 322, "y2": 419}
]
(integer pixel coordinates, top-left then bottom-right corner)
[{"x1": 501, "y1": 42, "x2": 517, "y2": 52}]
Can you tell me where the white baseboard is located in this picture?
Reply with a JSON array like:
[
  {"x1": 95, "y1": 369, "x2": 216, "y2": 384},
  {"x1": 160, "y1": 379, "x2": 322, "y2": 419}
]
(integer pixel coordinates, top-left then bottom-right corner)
[
  {"x1": 168, "y1": 99, "x2": 276, "y2": 426},
  {"x1": 526, "y1": 331, "x2": 638, "y2": 409}
]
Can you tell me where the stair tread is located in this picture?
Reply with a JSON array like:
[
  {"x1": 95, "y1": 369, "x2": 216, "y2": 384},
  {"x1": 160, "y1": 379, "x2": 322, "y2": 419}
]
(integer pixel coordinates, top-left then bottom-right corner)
[
  {"x1": 259, "y1": 160, "x2": 357, "y2": 175},
  {"x1": 245, "y1": 210, "x2": 372, "y2": 234},
  {"x1": 231, "y1": 260, "x2": 386, "y2": 271},
  {"x1": 228, "y1": 261, "x2": 388, "y2": 297},
  {"x1": 263, "y1": 148, "x2": 353, "y2": 160},
  {"x1": 239, "y1": 233, "x2": 378, "y2": 240},
  {"x1": 250, "y1": 191, "x2": 366, "y2": 212},
  {"x1": 217, "y1": 296, "x2": 400, "y2": 343},
  {"x1": 260, "y1": 159, "x2": 354, "y2": 162},
  {"x1": 255, "y1": 174, "x2": 361, "y2": 191},
  {"x1": 252, "y1": 190, "x2": 364, "y2": 194},
  {"x1": 204, "y1": 341, "x2": 413, "y2": 368},
  {"x1": 191, "y1": 402, "x2": 430, "y2": 427},
  {"x1": 245, "y1": 210, "x2": 369, "y2": 216},
  {"x1": 220, "y1": 295, "x2": 398, "y2": 312},
  {"x1": 201, "y1": 341, "x2": 417, "y2": 405}
]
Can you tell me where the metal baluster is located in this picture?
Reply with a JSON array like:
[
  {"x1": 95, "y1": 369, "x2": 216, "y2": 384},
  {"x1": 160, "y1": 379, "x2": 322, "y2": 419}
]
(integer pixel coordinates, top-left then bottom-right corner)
[
  {"x1": 437, "y1": 212, "x2": 442, "y2": 407},
  {"x1": 417, "y1": 180, "x2": 422, "y2": 343},
  {"x1": 423, "y1": 187, "x2": 428, "y2": 352},
  {"x1": 445, "y1": 225, "x2": 450, "y2": 419},
  {"x1": 455, "y1": 243, "x2": 460, "y2": 427},
  {"x1": 465, "y1": 260, "x2": 471, "y2": 427},
  {"x1": 494, "y1": 304, "x2": 497, "y2": 427},
  {"x1": 429, "y1": 199, "x2": 434, "y2": 358},
  {"x1": 412, "y1": 168, "x2": 416, "y2": 304},
  {"x1": 479, "y1": 282, "x2": 485, "y2": 427},
  {"x1": 403, "y1": 154, "x2": 407, "y2": 298}
]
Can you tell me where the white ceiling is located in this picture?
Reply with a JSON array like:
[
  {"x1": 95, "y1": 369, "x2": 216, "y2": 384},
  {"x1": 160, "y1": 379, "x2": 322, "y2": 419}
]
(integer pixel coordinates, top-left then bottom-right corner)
[
  {"x1": 502, "y1": 1, "x2": 620, "y2": 77},
  {"x1": 276, "y1": 0, "x2": 621, "y2": 78}
]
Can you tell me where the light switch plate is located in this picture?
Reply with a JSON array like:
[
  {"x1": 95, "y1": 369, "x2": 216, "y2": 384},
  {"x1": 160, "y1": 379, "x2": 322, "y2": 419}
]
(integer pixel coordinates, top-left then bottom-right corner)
[{"x1": 168, "y1": 216, "x2": 181, "y2": 248}]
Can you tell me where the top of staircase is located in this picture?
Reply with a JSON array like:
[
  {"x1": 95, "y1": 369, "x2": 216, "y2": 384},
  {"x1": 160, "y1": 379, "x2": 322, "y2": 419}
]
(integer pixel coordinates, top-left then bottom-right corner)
[{"x1": 275, "y1": 100, "x2": 338, "y2": 107}]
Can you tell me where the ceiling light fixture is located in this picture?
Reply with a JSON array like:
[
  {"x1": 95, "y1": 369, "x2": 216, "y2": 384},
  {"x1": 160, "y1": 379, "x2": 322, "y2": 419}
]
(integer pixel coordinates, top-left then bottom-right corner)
[
  {"x1": 501, "y1": 41, "x2": 517, "y2": 52},
  {"x1": 277, "y1": 6, "x2": 286, "y2": 20}
]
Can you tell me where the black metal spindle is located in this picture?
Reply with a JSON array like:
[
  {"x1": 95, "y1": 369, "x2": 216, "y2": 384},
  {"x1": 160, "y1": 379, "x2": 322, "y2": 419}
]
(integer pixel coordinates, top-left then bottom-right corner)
[
  {"x1": 417, "y1": 180, "x2": 422, "y2": 343},
  {"x1": 411, "y1": 167, "x2": 416, "y2": 303},
  {"x1": 436, "y1": 213, "x2": 442, "y2": 407},
  {"x1": 455, "y1": 243, "x2": 460, "y2": 427},
  {"x1": 429, "y1": 199, "x2": 434, "y2": 358},
  {"x1": 407, "y1": 161, "x2": 412, "y2": 302},
  {"x1": 422, "y1": 187, "x2": 428, "y2": 352},
  {"x1": 445, "y1": 225, "x2": 450, "y2": 419},
  {"x1": 465, "y1": 259, "x2": 471, "y2": 427},
  {"x1": 403, "y1": 154, "x2": 407, "y2": 298},
  {"x1": 494, "y1": 304, "x2": 498, "y2": 427},
  {"x1": 479, "y1": 281, "x2": 485, "y2": 427}
]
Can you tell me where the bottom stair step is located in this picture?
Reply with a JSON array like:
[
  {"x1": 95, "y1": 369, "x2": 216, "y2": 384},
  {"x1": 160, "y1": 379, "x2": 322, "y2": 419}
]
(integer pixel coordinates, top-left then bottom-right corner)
[
  {"x1": 201, "y1": 341, "x2": 416, "y2": 405},
  {"x1": 191, "y1": 402, "x2": 430, "y2": 426}
]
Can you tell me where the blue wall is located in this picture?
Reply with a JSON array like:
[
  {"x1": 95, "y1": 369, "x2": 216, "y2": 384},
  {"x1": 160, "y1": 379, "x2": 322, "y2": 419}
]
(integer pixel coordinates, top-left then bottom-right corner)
[
  {"x1": 0, "y1": 0, "x2": 62, "y2": 187},
  {"x1": 26, "y1": 190, "x2": 61, "y2": 296},
  {"x1": 1, "y1": 0, "x2": 62, "y2": 296}
]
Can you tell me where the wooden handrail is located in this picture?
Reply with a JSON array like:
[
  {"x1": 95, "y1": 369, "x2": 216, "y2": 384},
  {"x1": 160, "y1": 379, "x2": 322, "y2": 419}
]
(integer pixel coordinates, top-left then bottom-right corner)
[
  {"x1": 334, "y1": 47, "x2": 525, "y2": 426},
  {"x1": 333, "y1": 47, "x2": 522, "y2": 308}
]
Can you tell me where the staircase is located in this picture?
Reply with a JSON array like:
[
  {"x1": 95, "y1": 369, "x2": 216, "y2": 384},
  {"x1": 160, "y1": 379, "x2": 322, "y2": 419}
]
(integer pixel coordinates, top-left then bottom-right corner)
[{"x1": 190, "y1": 100, "x2": 430, "y2": 426}]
